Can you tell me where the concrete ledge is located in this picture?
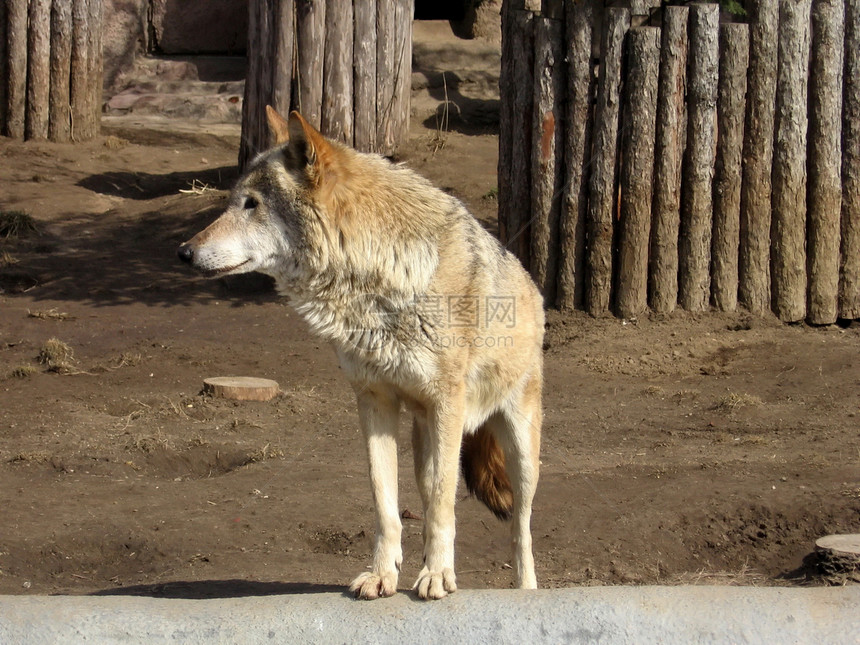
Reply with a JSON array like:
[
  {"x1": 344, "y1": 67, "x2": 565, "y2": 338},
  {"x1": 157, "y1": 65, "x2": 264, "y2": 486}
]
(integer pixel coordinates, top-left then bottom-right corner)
[{"x1": 1, "y1": 586, "x2": 858, "y2": 644}]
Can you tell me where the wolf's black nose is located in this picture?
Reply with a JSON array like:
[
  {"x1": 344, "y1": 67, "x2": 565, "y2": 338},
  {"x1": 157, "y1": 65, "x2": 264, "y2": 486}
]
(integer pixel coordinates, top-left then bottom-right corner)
[{"x1": 177, "y1": 244, "x2": 194, "y2": 264}]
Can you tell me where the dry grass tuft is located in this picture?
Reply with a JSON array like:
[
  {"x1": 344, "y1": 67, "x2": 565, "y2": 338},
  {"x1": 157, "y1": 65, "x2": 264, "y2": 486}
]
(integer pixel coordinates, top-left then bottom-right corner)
[
  {"x1": 8, "y1": 365, "x2": 37, "y2": 379},
  {"x1": 28, "y1": 308, "x2": 74, "y2": 321},
  {"x1": 712, "y1": 392, "x2": 763, "y2": 413},
  {"x1": 37, "y1": 338, "x2": 76, "y2": 373},
  {"x1": 0, "y1": 211, "x2": 39, "y2": 239},
  {"x1": 0, "y1": 251, "x2": 19, "y2": 268}
]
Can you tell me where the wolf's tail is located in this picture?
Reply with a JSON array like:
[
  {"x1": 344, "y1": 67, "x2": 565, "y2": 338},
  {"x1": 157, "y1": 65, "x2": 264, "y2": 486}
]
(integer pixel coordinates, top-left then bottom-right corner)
[{"x1": 460, "y1": 425, "x2": 513, "y2": 520}]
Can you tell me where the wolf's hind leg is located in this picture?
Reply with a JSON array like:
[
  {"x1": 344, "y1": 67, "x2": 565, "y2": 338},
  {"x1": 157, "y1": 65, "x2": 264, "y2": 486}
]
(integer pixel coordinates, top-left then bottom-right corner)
[
  {"x1": 349, "y1": 389, "x2": 402, "y2": 599},
  {"x1": 493, "y1": 374, "x2": 541, "y2": 589}
]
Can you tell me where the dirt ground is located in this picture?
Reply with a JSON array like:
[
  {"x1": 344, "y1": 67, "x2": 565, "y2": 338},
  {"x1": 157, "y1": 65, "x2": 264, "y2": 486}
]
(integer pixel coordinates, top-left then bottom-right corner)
[{"x1": 2, "y1": 31, "x2": 859, "y2": 598}]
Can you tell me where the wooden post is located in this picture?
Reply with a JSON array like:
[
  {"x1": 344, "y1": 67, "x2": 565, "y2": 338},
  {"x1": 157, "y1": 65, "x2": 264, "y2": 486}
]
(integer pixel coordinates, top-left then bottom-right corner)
[
  {"x1": 26, "y1": 0, "x2": 51, "y2": 140},
  {"x1": 649, "y1": 5, "x2": 688, "y2": 313},
  {"x1": 529, "y1": 3, "x2": 565, "y2": 304},
  {"x1": 296, "y1": 0, "x2": 326, "y2": 130},
  {"x1": 271, "y1": 0, "x2": 295, "y2": 119},
  {"x1": 585, "y1": 7, "x2": 630, "y2": 316},
  {"x1": 771, "y1": 0, "x2": 811, "y2": 322},
  {"x1": 711, "y1": 23, "x2": 749, "y2": 312},
  {"x1": 86, "y1": 0, "x2": 103, "y2": 139},
  {"x1": 503, "y1": 7, "x2": 535, "y2": 267},
  {"x1": 6, "y1": 0, "x2": 28, "y2": 139},
  {"x1": 354, "y1": 0, "x2": 378, "y2": 152},
  {"x1": 376, "y1": 0, "x2": 396, "y2": 154},
  {"x1": 616, "y1": 26, "x2": 660, "y2": 319},
  {"x1": 49, "y1": 0, "x2": 74, "y2": 142},
  {"x1": 497, "y1": 0, "x2": 516, "y2": 247},
  {"x1": 322, "y1": 0, "x2": 353, "y2": 145},
  {"x1": 0, "y1": 0, "x2": 6, "y2": 133},
  {"x1": 557, "y1": 0, "x2": 595, "y2": 310},
  {"x1": 840, "y1": 0, "x2": 860, "y2": 319},
  {"x1": 394, "y1": 0, "x2": 414, "y2": 146},
  {"x1": 807, "y1": 0, "x2": 844, "y2": 324},
  {"x1": 678, "y1": 3, "x2": 719, "y2": 312},
  {"x1": 739, "y1": 0, "x2": 779, "y2": 314},
  {"x1": 240, "y1": 0, "x2": 263, "y2": 168},
  {"x1": 70, "y1": 0, "x2": 91, "y2": 141}
]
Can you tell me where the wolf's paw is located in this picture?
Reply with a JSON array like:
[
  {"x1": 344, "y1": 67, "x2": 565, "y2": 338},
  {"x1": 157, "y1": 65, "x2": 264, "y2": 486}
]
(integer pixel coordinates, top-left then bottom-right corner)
[
  {"x1": 349, "y1": 571, "x2": 398, "y2": 600},
  {"x1": 413, "y1": 567, "x2": 457, "y2": 600}
]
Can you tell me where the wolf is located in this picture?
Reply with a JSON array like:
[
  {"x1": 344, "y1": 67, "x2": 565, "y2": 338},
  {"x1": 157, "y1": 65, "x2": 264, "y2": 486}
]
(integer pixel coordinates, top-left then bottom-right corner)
[{"x1": 178, "y1": 108, "x2": 544, "y2": 600}]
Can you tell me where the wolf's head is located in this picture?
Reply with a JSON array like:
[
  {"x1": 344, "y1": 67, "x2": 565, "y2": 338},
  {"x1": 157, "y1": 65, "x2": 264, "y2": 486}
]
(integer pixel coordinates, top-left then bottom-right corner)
[{"x1": 177, "y1": 108, "x2": 347, "y2": 286}]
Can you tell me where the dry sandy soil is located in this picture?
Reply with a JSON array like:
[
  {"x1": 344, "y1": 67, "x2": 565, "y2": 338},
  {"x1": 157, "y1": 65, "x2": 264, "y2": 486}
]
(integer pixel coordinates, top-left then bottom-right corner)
[{"x1": 1, "y1": 27, "x2": 859, "y2": 599}]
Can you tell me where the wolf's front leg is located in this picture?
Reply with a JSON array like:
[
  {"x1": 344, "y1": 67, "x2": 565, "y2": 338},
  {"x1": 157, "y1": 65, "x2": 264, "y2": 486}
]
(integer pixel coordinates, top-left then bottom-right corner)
[
  {"x1": 349, "y1": 389, "x2": 403, "y2": 600},
  {"x1": 411, "y1": 391, "x2": 465, "y2": 600}
]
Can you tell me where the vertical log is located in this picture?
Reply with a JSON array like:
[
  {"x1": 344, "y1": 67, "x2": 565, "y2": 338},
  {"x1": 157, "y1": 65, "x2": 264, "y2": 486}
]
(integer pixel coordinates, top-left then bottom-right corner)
[
  {"x1": 70, "y1": 0, "x2": 90, "y2": 142},
  {"x1": 616, "y1": 26, "x2": 660, "y2": 319},
  {"x1": 585, "y1": 7, "x2": 630, "y2": 316},
  {"x1": 296, "y1": 0, "x2": 325, "y2": 130},
  {"x1": 239, "y1": 0, "x2": 262, "y2": 168},
  {"x1": 271, "y1": 0, "x2": 294, "y2": 119},
  {"x1": 394, "y1": 0, "x2": 414, "y2": 145},
  {"x1": 322, "y1": 0, "x2": 353, "y2": 144},
  {"x1": 771, "y1": 0, "x2": 811, "y2": 322},
  {"x1": 504, "y1": 7, "x2": 535, "y2": 266},
  {"x1": 86, "y1": 0, "x2": 103, "y2": 139},
  {"x1": 26, "y1": 0, "x2": 51, "y2": 140},
  {"x1": 0, "y1": 0, "x2": 7, "y2": 133},
  {"x1": 807, "y1": 0, "x2": 844, "y2": 324},
  {"x1": 354, "y1": 0, "x2": 378, "y2": 152},
  {"x1": 649, "y1": 5, "x2": 688, "y2": 313},
  {"x1": 839, "y1": 0, "x2": 860, "y2": 319},
  {"x1": 739, "y1": 0, "x2": 779, "y2": 314},
  {"x1": 711, "y1": 23, "x2": 749, "y2": 312},
  {"x1": 678, "y1": 3, "x2": 718, "y2": 312},
  {"x1": 530, "y1": 7, "x2": 565, "y2": 304},
  {"x1": 497, "y1": 0, "x2": 516, "y2": 246},
  {"x1": 49, "y1": 0, "x2": 73, "y2": 142},
  {"x1": 6, "y1": 0, "x2": 28, "y2": 139},
  {"x1": 377, "y1": 0, "x2": 396, "y2": 154},
  {"x1": 557, "y1": 0, "x2": 595, "y2": 310}
]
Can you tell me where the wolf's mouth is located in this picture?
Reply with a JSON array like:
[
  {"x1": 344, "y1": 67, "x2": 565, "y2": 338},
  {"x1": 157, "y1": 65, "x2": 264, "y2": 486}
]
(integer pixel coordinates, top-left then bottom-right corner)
[{"x1": 201, "y1": 259, "x2": 250, "y2": 277}]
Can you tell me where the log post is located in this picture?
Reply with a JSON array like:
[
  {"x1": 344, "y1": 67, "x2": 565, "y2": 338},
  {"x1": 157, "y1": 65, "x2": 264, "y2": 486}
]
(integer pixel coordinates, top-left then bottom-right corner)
[
  {"x1": 711, "y1": 23, "x2": 749, "y2": 312},
  {"x1": 296, "y1": 0, "x2": 326, "y2": 130},
  {"x1": 49, "y1": 0, "x2": 74, "y2": 142},
  {"x1": 557, "y1": 0, "x2": 595, "y2": 310},
  {"x1": 271, "y1": 0, "x2": 295, "y2": 119},
  {"x1": 6, "y1": 0, "x2": 28, "y2": 139},
  {"x1": 322, "y1": 0, "x2": 353, "y2": 145},
  {"x1": 678, "y1": 3, "x2": 719, "y2": 312},
  {"x1": 497, "y1": 0, "x2": 516, "y2": 247},
  {"x1": 70, "y1": 0, "x2": 91, "y2": 141},
  {"x1": 585, "y1": 7, "x2": 630, "y2": 316},
  {"x1": 86, "y1": 0, "x2": 103, "y2": 139},
  {"x1": 0, "y1": 1, "x2": 6, "y2": 133},
  {"x1": 807, "y1": 0, "x2": 844, "y2": 324},
  {"x1": 739, "y1": 0, "x2": 779, "y2": 314},
  {"x1": 239, "y1": 0, "x2": 264, "y2": 168},
  {"x1": 529, "y1": 2, "x2": 565, "y2": 304},
  {"x1": 354, "y1": 0, "x2": 378, "y2": 152},
  {"x1": 376, "y1": 0, "x2": 396, "y2": 154},
  {"x1": 649, "y1": 5, "x2": 689, "y2": 313},
  {"x1": 26, "y1": 0, "x2": 52, "y2": 141},
  {"x1": 503, "y1": 6, "x2": 535, "y2": 267},
  {"x1": 771, "y1": 0, "x2": 811, "y2": 322},
  {"x1": 840, "y1": 0, "x2": 860, "y2": 319},
  {"x1": 394, "y1": 0, "x2": 414, "y2": 146},
  {"x1": 616, "y1": 26, "x2": 660, "y2": 319}
]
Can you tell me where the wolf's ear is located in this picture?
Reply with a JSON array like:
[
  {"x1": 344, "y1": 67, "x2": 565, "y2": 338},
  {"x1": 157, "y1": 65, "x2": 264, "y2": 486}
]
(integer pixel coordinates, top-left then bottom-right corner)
[
  {"x1": 266, "y1": 105, "x2": 290, "y2": 145},
  {"x1": 286, "y1": 111, "x2": 324, "y2": 168}
]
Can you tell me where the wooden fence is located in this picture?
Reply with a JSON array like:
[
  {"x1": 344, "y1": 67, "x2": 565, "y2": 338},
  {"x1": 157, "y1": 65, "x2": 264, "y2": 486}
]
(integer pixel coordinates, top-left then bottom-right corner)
[
  {"x1": 0, "y1": 0, "x2": 103, "y2": 142},
  {"x1": 498, "y1": 0, "x2": 860, "y2": 323},
  {"x1": 239, "y1": 0, "x2": 414, "y2": 169}
]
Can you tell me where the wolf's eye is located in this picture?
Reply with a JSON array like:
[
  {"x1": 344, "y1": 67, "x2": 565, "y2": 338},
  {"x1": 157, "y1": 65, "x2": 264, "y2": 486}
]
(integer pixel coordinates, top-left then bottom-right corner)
[{"x1": 243, "y1": 197, "x2": 258, "y2": 210}]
